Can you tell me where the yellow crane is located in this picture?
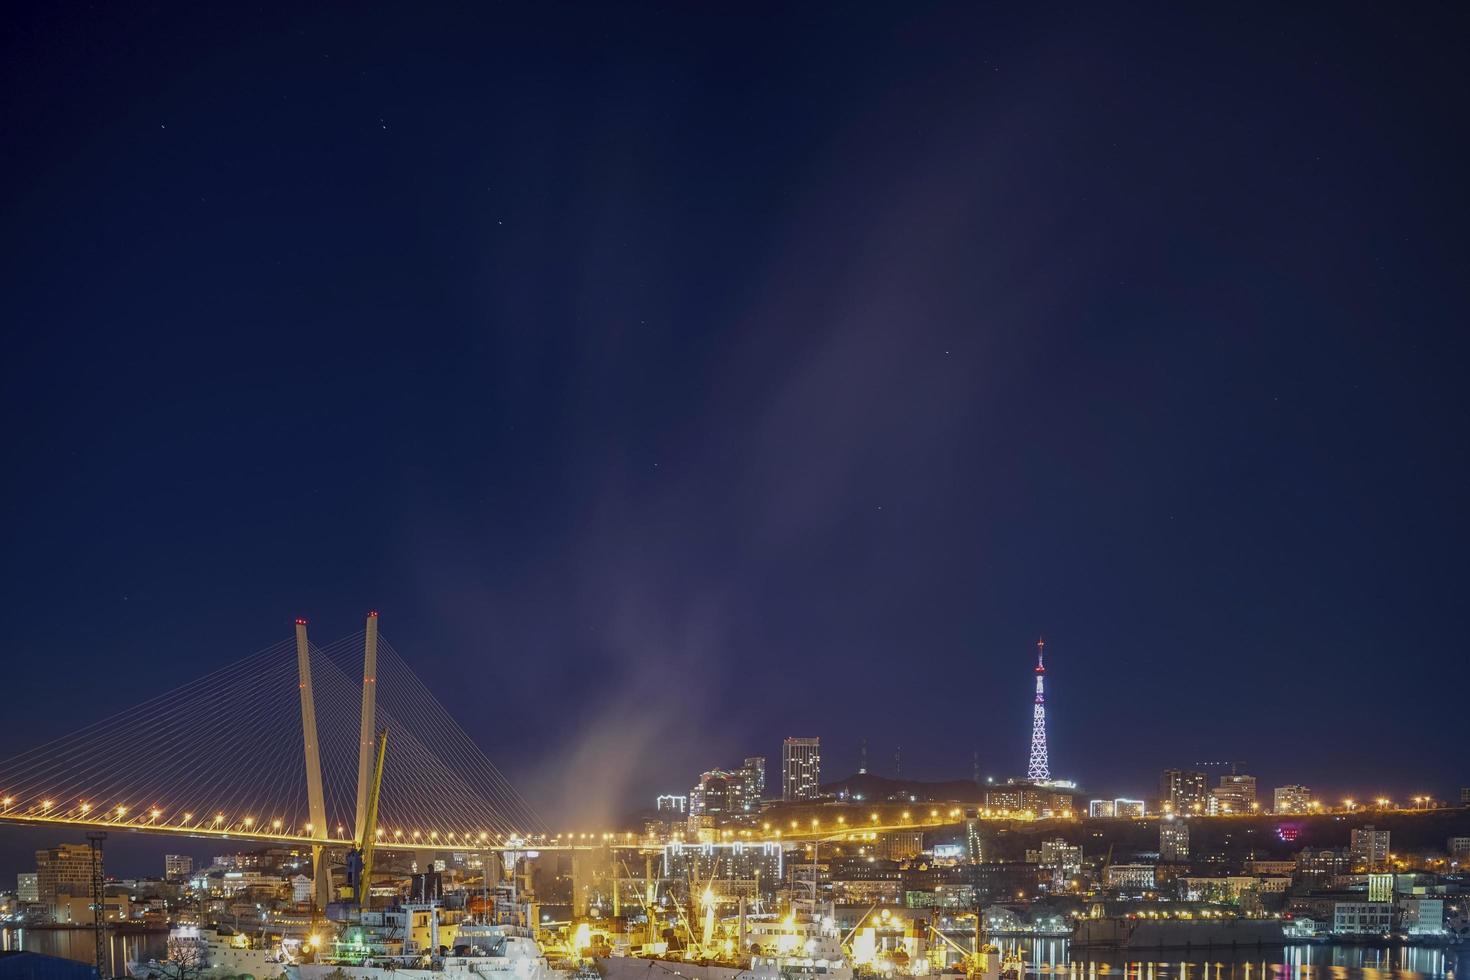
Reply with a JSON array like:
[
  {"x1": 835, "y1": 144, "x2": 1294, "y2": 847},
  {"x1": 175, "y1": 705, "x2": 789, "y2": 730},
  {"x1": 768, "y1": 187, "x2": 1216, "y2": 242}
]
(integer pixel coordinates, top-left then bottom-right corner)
[{"x1": 355, "y1": 729, "x2": 389, "y2": 908}]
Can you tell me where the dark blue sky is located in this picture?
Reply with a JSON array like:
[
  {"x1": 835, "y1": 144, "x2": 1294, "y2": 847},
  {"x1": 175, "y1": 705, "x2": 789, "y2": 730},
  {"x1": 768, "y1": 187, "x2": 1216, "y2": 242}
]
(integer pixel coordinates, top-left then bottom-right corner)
[{"x1": 2, "y1": 3, "x2": 1467, "y2": 874}]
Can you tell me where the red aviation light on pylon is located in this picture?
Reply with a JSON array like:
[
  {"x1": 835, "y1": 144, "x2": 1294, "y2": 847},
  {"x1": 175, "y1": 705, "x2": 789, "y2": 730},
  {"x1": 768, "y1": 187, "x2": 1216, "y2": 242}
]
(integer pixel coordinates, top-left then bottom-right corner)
[
  {"x1": 295, "y1": 618, "x2": 308, "y2": 625},
  {"x1": 1035, "y1": 637, "x2": 1046, "y2": 673},
  {"x1": 368, "y1": 610, "x2": 379, "y2": 618}
]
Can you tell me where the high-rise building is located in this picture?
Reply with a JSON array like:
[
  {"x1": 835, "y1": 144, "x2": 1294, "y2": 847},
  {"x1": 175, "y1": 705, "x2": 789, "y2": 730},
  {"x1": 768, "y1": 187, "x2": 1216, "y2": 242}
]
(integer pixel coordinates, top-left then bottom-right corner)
[
  {"x1": 1350, "y1": 825, "x2": 1391, "y2": 871},
  {"x1": 1027, "y1": 639, "x2": 1051, "y2": 782},
  {"x1": 164, "y1": 854, "x2": 192, "y2": 880},
  {"x1": 656, "y1": 794, "x2": 688, "y2": 814},
  {"x1": 782, "y1": 737, "x2": 821, "y2": 801},
  {"x1": 16, "y1": 873, "x2": 39, "y2": 904},
  {"x1": 1273, "y1": 785, "x2": 1312, "y2": 813},
  {"x1": 1089, "y1": 800, "x2": 1115, "y2": 818},
  {"x1": 1160, "y1": 770, "x2": 1210, "y2": 813},
  {"x1": 739, "y1": 756, "x2": 766, "y2": 804},
  {"x1": 1209, "y1": 774, "x2": 1257, "y2": 813},
  {"x1": 1160, "y1": 819, "x2": 1190, "y2": 862},
  {"x1": 690, "y1": 770, "x2": 742, "y2": 815},
  {"x1": 34, "y1": 844, "x2": 93, "y2": 906}
]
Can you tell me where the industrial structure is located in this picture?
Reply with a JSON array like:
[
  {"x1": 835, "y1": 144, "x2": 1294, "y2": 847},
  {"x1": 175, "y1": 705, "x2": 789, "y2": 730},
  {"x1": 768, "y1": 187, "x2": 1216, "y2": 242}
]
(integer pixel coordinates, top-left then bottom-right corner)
[{"x1": 1027, "y1": 638, "x2": 1051, "y2": 782}]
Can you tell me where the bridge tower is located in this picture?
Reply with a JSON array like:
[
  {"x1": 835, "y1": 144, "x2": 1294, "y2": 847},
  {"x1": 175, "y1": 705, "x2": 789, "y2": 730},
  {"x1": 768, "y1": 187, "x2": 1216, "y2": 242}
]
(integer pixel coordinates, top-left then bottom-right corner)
[
  {"x1": 354, "y1": 611, "x2": 380, "y2": 843},
  {"x1": 294, "y1": 619, "x2": 332, "y2": 908}
]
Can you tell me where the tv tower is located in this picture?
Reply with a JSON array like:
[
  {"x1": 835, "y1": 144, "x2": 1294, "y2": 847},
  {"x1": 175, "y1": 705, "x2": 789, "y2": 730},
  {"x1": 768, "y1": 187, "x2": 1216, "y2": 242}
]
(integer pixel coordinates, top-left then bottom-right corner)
[{"x1": 1026, "y1": 637, "x2": 1051, "y2": 782}]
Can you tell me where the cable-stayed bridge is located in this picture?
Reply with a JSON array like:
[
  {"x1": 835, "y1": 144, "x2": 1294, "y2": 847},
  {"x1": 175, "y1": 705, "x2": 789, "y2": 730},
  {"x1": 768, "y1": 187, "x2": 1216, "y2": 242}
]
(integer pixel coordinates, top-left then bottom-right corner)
[{"x1": 0, "y1": 614, "x2": 553, "y2": 904}]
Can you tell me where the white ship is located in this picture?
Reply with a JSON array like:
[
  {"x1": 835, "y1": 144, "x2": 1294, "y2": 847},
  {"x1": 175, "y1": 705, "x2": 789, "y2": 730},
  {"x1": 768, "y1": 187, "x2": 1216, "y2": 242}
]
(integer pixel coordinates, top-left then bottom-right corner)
[
  {"x1": 129, "y1": 926, "x2": 290, "y2": 980},
  {"x1": 289, "y1": 922, "x2": 567, "y2": 980}
]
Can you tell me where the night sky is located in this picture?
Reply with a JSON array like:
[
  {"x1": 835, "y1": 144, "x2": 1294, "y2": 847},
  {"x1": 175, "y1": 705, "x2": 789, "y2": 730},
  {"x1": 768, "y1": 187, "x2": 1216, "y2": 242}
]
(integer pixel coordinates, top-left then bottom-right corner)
[{"x1": 2, "y1": 4, "x2": 1468, "y2": 875}]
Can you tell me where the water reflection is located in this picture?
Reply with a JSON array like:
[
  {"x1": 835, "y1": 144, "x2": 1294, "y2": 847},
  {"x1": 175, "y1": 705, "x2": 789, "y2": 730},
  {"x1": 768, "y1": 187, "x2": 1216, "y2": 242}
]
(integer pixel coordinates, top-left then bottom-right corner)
[
  {"x1": 1, "y1": 927, "x2": 168, "y2": 976},
  {"x1": 995, "y1": 938, "x2": 1464, "y2": 980}
]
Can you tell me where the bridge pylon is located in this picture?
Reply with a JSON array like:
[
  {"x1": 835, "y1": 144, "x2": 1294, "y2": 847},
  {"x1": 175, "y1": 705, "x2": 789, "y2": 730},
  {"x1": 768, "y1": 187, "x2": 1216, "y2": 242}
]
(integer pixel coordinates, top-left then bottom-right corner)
[
  {"x1": 294, "y1": 618, "x2": 332, "y2": 909},
  {"x1": 354, "y1": 611, "x2": 379, "y2": 844}
]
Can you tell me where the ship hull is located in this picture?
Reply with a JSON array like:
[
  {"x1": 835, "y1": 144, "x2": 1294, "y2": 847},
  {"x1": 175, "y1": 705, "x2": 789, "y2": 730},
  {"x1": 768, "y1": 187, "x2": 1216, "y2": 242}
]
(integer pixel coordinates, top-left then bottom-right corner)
[
  {"x1": 594, "y1": 958, "x2": 754, "y2": 980},
  {"x1": 1071, "y1": 918, "x2": 1286, "y2": 950},
  {"x1": 292, "y1": 959, "x2": 565, "y2": 980}
]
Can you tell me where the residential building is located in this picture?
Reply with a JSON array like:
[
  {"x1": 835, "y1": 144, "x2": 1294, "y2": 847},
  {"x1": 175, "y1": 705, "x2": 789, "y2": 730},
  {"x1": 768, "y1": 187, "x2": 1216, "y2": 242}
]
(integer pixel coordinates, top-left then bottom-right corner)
[
  {"x1": 1448, "y1": 837, "x2": 1470, "y2": 864},
  {"x1": 987, "y1": 784, "x2": 1075, "y2": 816},
  {"x1": 740, "y1": 756, "x2": 766, "y2": 802},
  {"x1": 1297, "y1": 847, "x2": 1352, "y2": 880},
  {"x1": 1039, "y1": 839, "x2": 1082, "y2": 873},
  {"x1": 35, "y1": 844, "x2": 94, "y2": 906},
  {"x1": 16, "y1": 873, "x2": 39, "y2": 904},
  {"x1": 164, "y1": 854, "x2": 192, "y2": 880},
  {"x1": 1089, "y1": 800, "x2": 1114, "y2": 818},
  {"x1": 1333, "y1": 902, "x2": 1392, "y2": 936},
  {"x1": 1160, "y1": 820, "x2": 1190, "y2": 862},
  {"x1": 1031, "y1": 838, "x2": 1082, "y2": 888},
  {"x1": 875, "y1": 830, "x2": 925, "y2": 862},
  {"x1": 1114, "y1": 798, "x2": 1145, "y2": 818},
  {"x1": 1159, "y1": 770, "x2": 1210, "y2": 813},
  {"x1": 1104, "y1": 864, "x2": 1156, "y2": 891},
  {"x1": 830, "y1": 859, "x2": 903, "y2": 904},
  {"x1": 782, "y1": 737, "x2": 821, "y2": 801},
  {"x1": 662, "y1": 841, "x2": 783, "y2": 887},
  {"x1": 1273, "y1": 785, "x2": 1312, "y2": 813},
  {"x1": 690, "y1": 769, "x2": 743, "y2": 816},
  {"x1": 1351, "y1": 826, "x2": 1391, "y2": 871},
  {"x1": 655, "y1": 794, "x2": 687, "y2": 814},
  {"x1": 1210, "y1": 774, "x2": 1257, "y2": 813}
]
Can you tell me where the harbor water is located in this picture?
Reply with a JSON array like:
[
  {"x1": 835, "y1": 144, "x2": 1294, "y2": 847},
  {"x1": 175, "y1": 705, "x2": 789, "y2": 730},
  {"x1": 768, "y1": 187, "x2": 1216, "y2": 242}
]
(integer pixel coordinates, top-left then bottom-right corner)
[
  {"x1": 1, "y1": 930, "x2": 1462, "y2": 980},
  {"x1": 1000, "y1": 938, "x2": 1463, "y2": 980},
  {"x1": 1, "y1": 927, "x2": 168, "y2": 977}
]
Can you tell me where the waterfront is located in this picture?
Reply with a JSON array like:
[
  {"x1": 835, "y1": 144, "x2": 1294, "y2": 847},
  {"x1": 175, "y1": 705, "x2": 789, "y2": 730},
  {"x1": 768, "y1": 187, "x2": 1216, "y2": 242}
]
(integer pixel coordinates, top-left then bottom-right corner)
[
  {"x1": 2, "y1": 930, "x2": 1461, "y2": 980},
  {"x1": 996, "y1": 940, "x2": 1463, "y2": 980}
]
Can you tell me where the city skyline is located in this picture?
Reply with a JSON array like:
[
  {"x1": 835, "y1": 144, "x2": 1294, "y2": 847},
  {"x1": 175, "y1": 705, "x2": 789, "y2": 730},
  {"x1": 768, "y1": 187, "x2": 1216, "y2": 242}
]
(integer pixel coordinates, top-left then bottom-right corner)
[{"x1": 3, "y1": 0, "x2": 1468, "y2": 903}]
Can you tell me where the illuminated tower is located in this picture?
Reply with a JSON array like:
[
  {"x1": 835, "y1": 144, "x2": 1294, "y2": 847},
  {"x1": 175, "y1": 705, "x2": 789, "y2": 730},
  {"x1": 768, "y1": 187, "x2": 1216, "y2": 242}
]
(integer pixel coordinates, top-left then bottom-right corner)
[{"x1": 1026, "y1": 638, "x2": 1051, "y2": 782}]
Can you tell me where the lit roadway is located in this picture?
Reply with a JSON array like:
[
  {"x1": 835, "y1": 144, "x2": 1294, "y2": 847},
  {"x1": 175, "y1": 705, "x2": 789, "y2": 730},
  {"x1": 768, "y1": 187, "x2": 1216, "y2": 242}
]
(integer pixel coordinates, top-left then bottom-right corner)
[
  {"x1": 0, "y1": 807, "x2": 591, "y2": 853},
  {"x1": 0, "y1": 800, "x2": 1452, "y2": 855}
]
